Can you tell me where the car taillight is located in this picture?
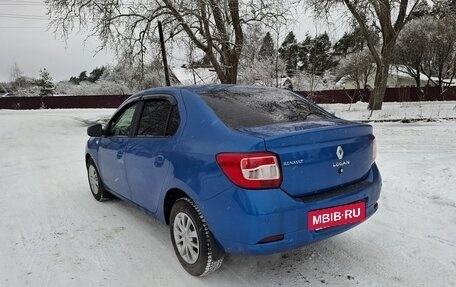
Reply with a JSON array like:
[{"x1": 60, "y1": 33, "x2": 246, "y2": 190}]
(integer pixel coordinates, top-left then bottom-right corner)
[
  {"x1": 216, "y1": 152, "x2": 282, "y2": 189},
  {"x1": 372, "y1": 136, "x2": 377, "y2": 162}
]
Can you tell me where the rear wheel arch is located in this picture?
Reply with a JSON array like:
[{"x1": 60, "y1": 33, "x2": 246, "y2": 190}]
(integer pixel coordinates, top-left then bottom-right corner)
[
  {"x1": 164, "y1": 188, "x2": 189, "y2": 225},
  {"x1": 85, "y1": 153, "x2": 92, "y2": 166}
]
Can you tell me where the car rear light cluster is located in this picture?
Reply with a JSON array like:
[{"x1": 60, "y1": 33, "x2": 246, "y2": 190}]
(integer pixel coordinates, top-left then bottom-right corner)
[{"x1": 216, "y1": 152, "x2": 282, "y2": 189}]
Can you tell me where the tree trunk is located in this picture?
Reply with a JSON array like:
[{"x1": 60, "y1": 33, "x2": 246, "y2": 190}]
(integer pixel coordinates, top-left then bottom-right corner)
[
  {"x1": 216, "y1": 56, "x2": 239, "y2": 84},
  {"x1": 369, "y1": 62, "x2": 390, "y2": 110},
  {"x1": 368, "y1": 38, "x2": 396, "y2": 110},
  {"x1": 227, "y1": 51, "x2": 240, "y2": 84},
  {"x1": 413, "y1": 71, "x2": 424, "y2": 101}
]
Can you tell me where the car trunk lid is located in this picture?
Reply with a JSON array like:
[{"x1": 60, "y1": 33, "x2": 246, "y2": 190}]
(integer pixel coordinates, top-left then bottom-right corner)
[{"x1": 238, "y1": 120, "x2": 375, "y2": 197}]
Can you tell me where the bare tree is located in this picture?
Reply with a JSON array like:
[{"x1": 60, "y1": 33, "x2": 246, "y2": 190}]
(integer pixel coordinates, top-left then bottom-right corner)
[
  {"x1": 420, "y1": 16, "x2": 456, "y2": 96},
  {"x1": 267, "y1": 10, "x2": 292, "y2": 87},
  {"x1": 394, "y1": 14, "x2": 456, "y2": 98},
  {"x1": 46, "y1": 0, "x2": 295, "y2": 84},
  {"x1": 307, "y1": 0, "x2": 420, "y2": 110},
  {"x1": 9, "y1": 62, "x2": 25, "y2": 90},
  {"x1": 238, "y1": 57, "x2": 286, "y2": 86},
  {"x1": 102, "y1": 53, "x2": 167, "y2": 90},
  {"x1": 237, "y1": 24, "x2": 288, "y2": 87},
  {"x1": 394, "y1": 18, "x2": 429, "y2": 97},
  {"x1": 337, "y1": 48, "x2": 375, "y2": 91}
]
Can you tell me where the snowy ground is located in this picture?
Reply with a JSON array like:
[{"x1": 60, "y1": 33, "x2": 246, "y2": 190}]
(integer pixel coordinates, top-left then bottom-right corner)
[
  {"x1": 321, "y1": 101, "x2": 456, "y2": 122},
  {"x1": 0, "y1": 105, "x2": 455, "y2": 287}
]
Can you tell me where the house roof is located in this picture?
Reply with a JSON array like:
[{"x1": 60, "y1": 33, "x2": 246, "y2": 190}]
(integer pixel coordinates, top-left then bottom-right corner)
[{"x1": 171, "y1": 67, "x2": 219, "y2": 85}]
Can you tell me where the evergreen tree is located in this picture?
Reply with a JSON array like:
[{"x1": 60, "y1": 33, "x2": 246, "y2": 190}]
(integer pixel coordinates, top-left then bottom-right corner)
[
  {"x1": 78, "y1": 71, "x2": 88, "y2": 82},
  {"x1": 69, "y1": 76, "x2": 80, "y2": 85},
  {"x1": 311, "y1": 33, "x2": 337, "y2": 74},
  {"x1": 37, "y1": 68, "x2": 55, "y2": 96},
  {"x1": 333, "y1": 28, "x2": 365, "y2": 58},
  {"x1": 258, "y1": 32, "x2": 275, "y2": 62},
  {"x1": 333, "y1": 26, "x2": 381, "y2": 59},
  {"x1": 279, "y1": 31, "x2": 299, "y2": 76},
  {"x1": 89, "y1": 66, "x2": 106, "y2": 83},
  {"x1": 299, "y1": 33, "x2": 337, "y2": 76},
  {"x1": 297, "y1": 34, "x2": 312, "y2": 71}
]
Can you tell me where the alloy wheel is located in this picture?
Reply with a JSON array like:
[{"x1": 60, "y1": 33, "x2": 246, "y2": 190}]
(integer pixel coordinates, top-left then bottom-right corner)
[{"x1": 173, "y1": 212, "x2": 200, "y2": 264}]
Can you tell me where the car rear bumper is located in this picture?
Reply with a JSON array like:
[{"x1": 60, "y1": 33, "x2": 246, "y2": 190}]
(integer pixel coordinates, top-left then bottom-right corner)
[{"x1": 200, "y1": 163, "x2": 382, "y2": 255}]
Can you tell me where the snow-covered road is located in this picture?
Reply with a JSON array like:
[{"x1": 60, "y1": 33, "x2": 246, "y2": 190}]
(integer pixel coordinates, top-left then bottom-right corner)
[{"x1": 0, "y1": 109, "x2": 455, "y2": 287}]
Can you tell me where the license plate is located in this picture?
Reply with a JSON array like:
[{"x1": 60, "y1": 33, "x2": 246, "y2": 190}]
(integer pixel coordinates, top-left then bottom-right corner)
[{"x1": 308, "y1": 201, "x2": 366, "y2": 230}]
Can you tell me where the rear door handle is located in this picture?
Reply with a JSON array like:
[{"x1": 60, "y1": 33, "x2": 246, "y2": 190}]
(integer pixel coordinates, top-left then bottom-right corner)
[{"x1": 154, "y1": 155, "x2": 165, "y2": 167}]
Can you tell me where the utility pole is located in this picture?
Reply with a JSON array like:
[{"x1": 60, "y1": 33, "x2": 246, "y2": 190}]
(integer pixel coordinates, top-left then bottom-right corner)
[{"x1": 158, "y1": 21, "x2": 171, "y2": 86}]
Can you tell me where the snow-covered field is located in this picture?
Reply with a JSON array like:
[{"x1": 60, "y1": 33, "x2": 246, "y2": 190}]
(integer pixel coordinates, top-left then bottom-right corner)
[
  {"x1": 0, "y1": 104, "x2": 455, "y2": 286},
  {"x1": 321, "y1": 101, "x2": 456, "y2": 122}
]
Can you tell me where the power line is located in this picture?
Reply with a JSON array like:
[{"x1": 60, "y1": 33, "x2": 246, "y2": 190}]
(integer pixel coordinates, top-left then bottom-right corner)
[
  {"x1": 0, "y1": 0, "x2": 43, "y2": 3},
  {"x1": 0, "y1": 26, "x2": 46, "y2": 28},
  {"x1": 0, "y1": 3, "x2": 44, "y2": 6},
  {"x1": 0, "y1": 13, "x2": 47, "y2": 18},
  {"x1": 0, "y1": 16, "x2": 47, "y2": 20},
  {"x1": 0, "y1": 13, "x2": 47, "y2": 21}
]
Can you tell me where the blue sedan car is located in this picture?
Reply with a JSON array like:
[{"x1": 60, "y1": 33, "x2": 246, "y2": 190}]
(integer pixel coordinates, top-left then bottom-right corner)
[{"x1": 86, "y1": 85, "x2": 381, "y2": 276}]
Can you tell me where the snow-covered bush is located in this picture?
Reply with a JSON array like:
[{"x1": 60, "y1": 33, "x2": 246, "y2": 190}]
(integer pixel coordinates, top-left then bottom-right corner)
[
  {"x1": 292, "y1": 71, "x2": 338, "y2": 91},
  {"x1": 55, "y1": 80, "x2": 130, "y2": 96}
]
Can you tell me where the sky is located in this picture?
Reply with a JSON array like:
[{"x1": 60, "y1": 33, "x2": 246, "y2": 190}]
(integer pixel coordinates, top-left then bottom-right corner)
[
  {"x1": 0, "y1": 0, "x2": 114, "y2": 82},
  {"x1": 0, "y1": 0, "x2": 348, "y2": 83}
]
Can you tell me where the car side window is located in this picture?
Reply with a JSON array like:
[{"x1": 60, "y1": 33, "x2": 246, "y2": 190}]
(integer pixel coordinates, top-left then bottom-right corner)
[
  {"x1": 166, "y1": 106, "x2": 180, "y2": 136},
  {"x1": 108, "y1": 103, "x2": 137, "y2": 137},
  {"x1": 137, "y1": 100, "x2": 180, "y2": 137}
]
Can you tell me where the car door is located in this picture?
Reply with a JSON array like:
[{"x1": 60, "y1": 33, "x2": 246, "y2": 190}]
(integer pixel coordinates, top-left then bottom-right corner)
[
  {"x1": 124, "y1": 96, "x2": 180, "y2": 213},
  {"x1": 98, "y1": 102, "x2": 139, "y2": 199}
]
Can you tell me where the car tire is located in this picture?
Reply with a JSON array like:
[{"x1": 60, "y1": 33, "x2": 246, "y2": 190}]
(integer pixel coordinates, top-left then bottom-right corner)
[
  {"x1": 86, "y1": 158, "x2": 113, "y2": 201},
  {"x1": 170, "y1": 197, "x2": 225, "y2": 276}
]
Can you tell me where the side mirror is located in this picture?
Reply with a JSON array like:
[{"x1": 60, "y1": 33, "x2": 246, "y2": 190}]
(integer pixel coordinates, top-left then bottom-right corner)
[{"x1": 87, "y1": 124, "x2": 104, "y2": 137}]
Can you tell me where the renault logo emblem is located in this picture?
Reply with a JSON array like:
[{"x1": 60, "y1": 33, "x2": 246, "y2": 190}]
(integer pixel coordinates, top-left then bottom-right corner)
[{"x1": 336, "y1": 146, "x2": 344, "y2": 160}]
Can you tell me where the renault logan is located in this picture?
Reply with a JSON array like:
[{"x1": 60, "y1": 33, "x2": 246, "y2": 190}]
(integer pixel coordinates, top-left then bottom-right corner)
[{"x1": 85, "y1": 85, "x2": 382, "y2": 276}]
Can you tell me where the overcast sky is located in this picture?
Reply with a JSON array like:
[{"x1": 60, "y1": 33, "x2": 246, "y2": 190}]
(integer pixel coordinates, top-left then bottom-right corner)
[
  {"x1": 0, "y1": 0, "x2": 347, "y2": 82},
  {"x1": 0, "y1": 0, "x2": 114, "y2": 82}
]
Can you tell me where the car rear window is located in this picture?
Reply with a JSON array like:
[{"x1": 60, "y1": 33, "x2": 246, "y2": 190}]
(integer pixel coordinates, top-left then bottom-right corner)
[{"x1": 198, "y1": 87, "x2": 332, "y2": 129}]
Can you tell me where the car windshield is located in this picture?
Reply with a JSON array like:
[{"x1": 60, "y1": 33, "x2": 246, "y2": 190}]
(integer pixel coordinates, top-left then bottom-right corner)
[{"x1": 197, "y1": 87, "x2": 333, "y2": 129}]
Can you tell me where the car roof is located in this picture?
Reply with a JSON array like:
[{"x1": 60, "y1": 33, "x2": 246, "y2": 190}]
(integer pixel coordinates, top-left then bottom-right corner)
[
  {"x1": 119, "y1": 85, "x2": 289, "y2": 111},
  {"x1": 129, "y1": 84, "x2": 281, "y2": 100}
]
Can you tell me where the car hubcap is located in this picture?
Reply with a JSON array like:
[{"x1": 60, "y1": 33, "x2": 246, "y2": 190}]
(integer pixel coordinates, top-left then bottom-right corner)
[
  {"x1": 173, "y1": 212, "x2": 199, "y2": 264},
  {"x1": 88, "y1": 165, "x2": 99, "y2": 195}
]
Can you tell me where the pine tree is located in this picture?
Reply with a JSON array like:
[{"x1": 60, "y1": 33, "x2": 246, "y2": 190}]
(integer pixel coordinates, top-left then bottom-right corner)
[
  {"x1": 333, "y1": 26, "x2": 379, "y2": 59},
  {"x1": 37, "y1": 68, "x2": 55, "y2": 96},
  {"x1": 258, "y1": 32, "x2": 275, "y2": 62},
  {"x1": 309, "y1": 33, "x2": 337, "y2": 75},
  {"x1": 297, "y1": 34, "x2": 312, "y2": 71},
  {"x1": 298, "y1": 33, "x2": 337, "y2": 76},
  {"x1": 279, "y1": 32, "x2": 299, "y2": 76},
  {"x1": 78, "y1": 71, "x2": 88, "y2": 82},
  {"x1": 89, "y1": 66, "x2": 105, "y2": 83}
]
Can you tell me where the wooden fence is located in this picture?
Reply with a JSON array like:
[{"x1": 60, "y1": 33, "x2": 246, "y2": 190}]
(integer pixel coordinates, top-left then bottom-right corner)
[
  {"x1": 297, "y1": 86, "x2": 456, "y2": 104},
  {"x1": 1, "y1": 86, "x2": 456, "y2": 110},
  {"x1": 0, "y1": 95, "x2": 130, "y2": 110}
]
